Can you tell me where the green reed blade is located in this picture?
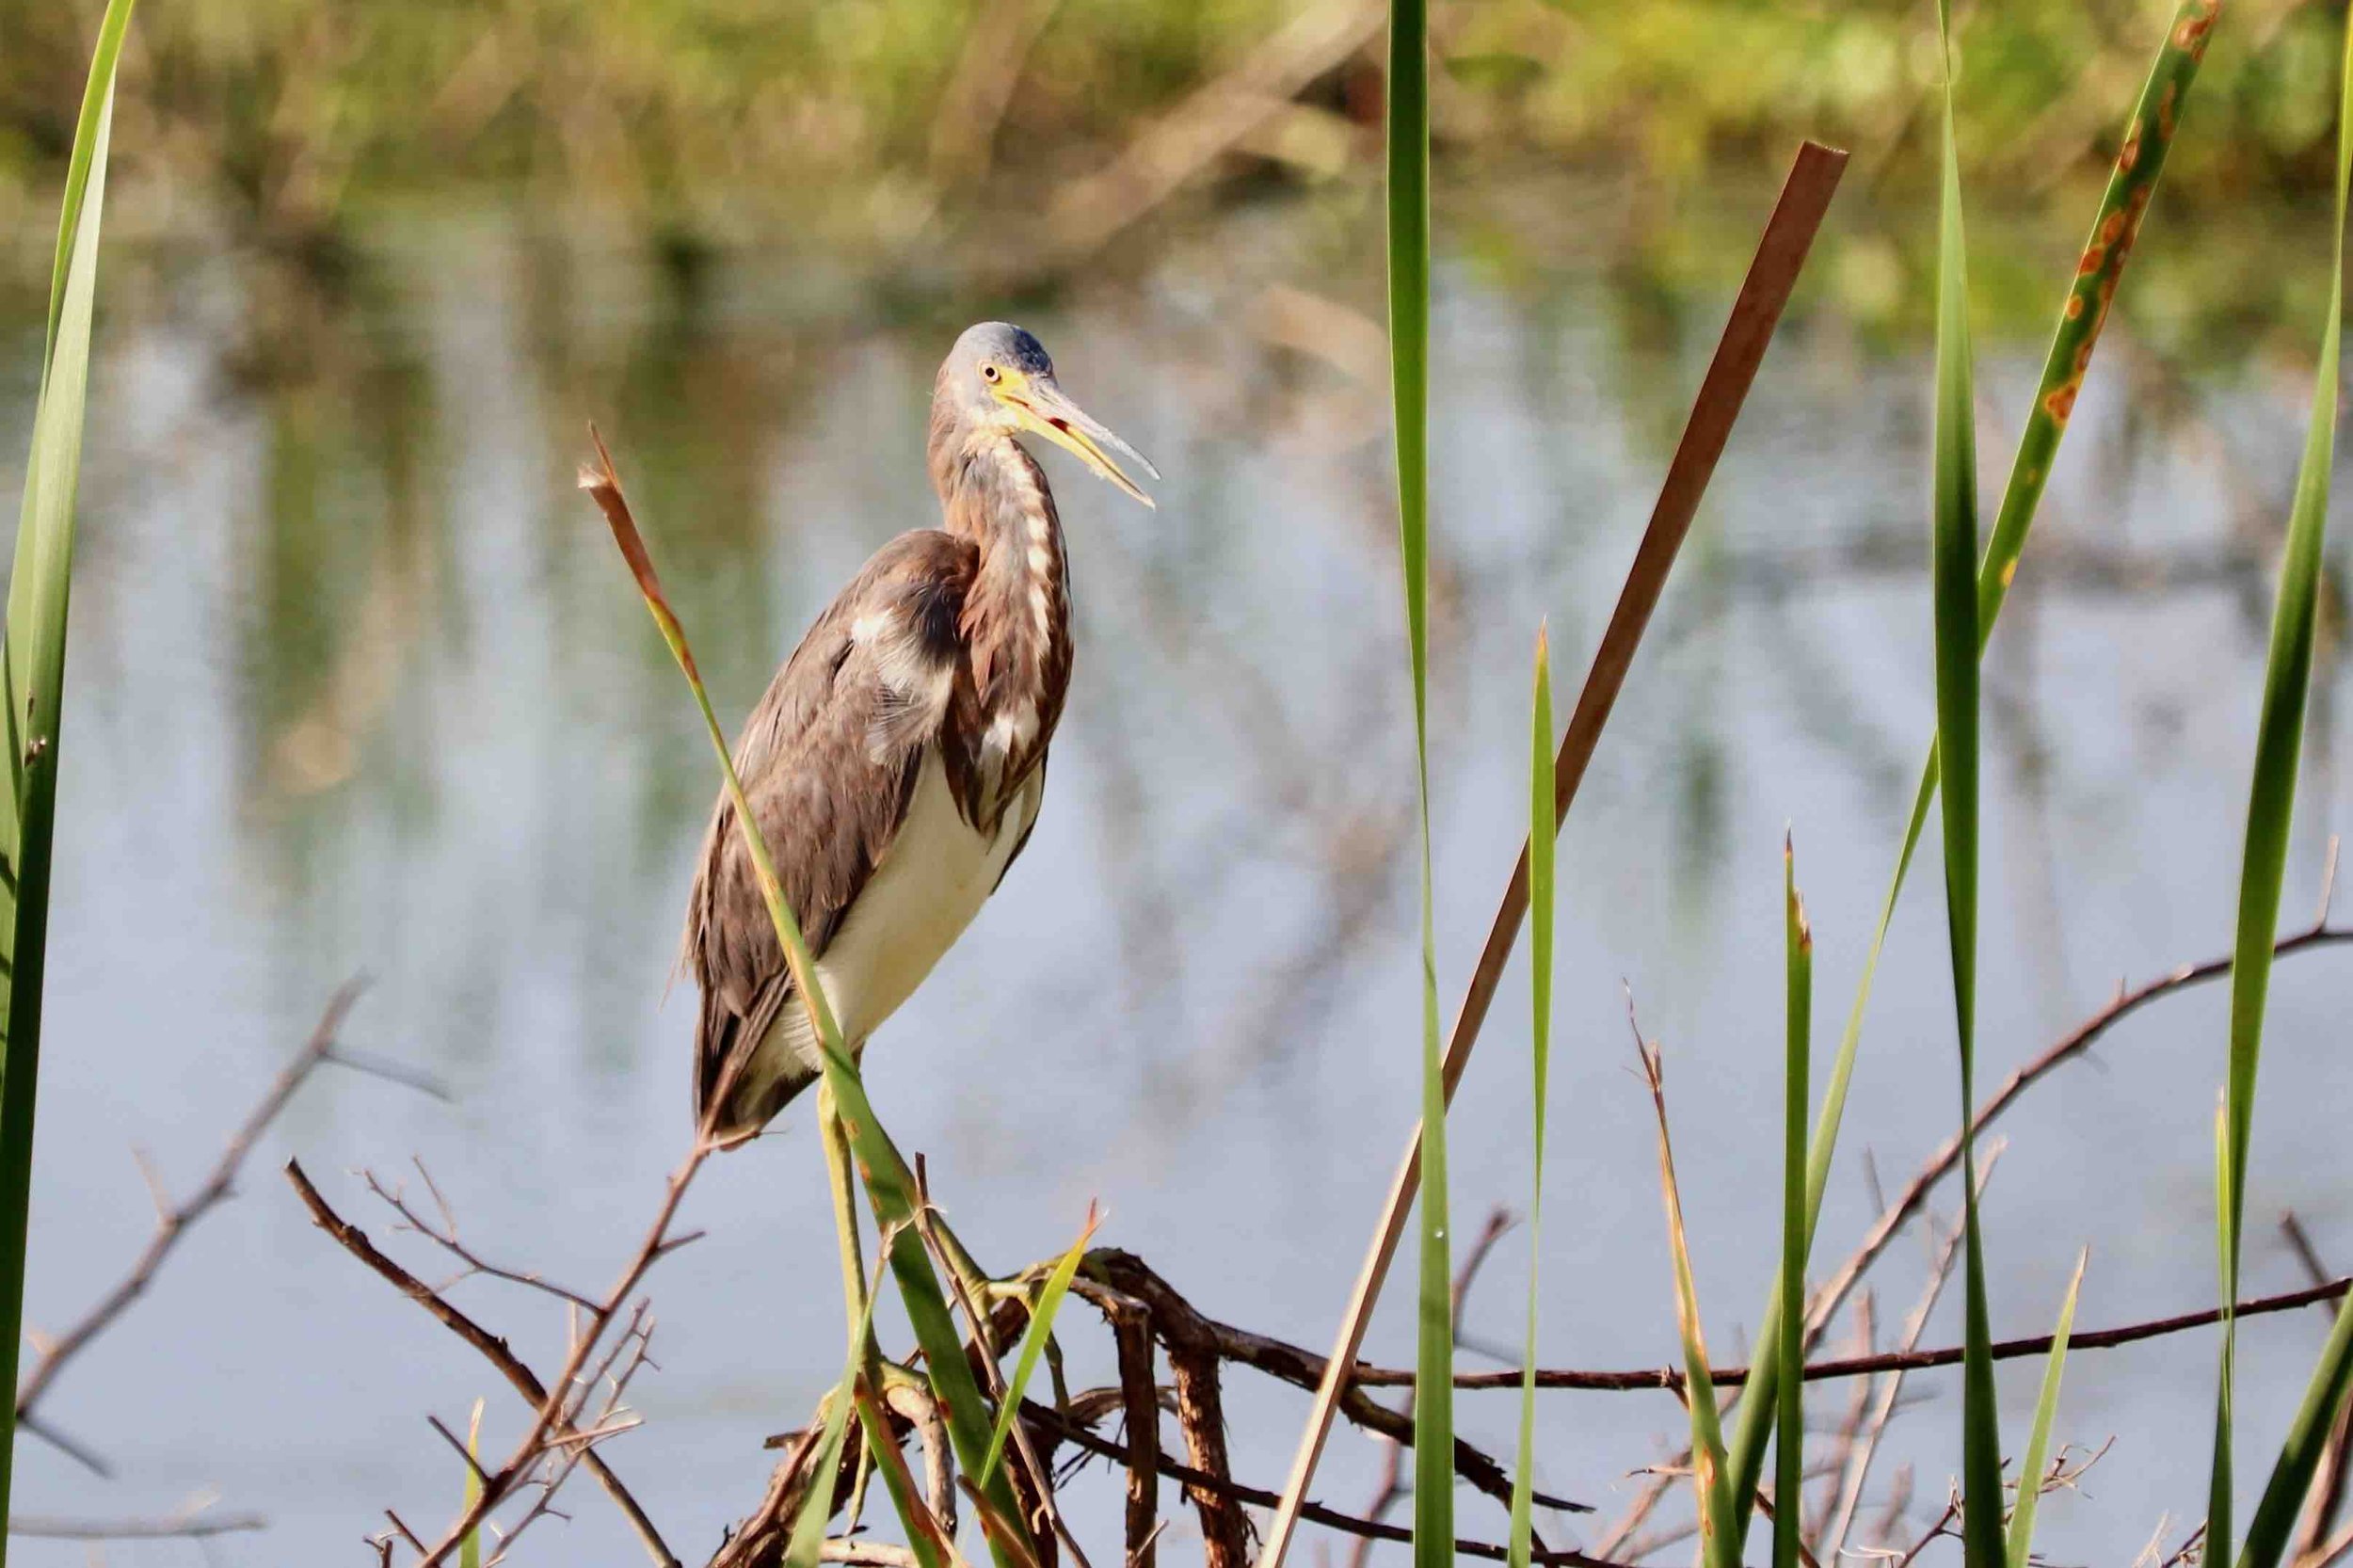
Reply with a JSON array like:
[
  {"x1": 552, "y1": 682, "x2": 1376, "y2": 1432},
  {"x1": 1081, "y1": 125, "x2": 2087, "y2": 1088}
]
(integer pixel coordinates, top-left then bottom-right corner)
[
  {"x1": 1636, "y1": 1040, "x2": 1737, "y2": 1568},
  {"x1": 2211, "y1": 8, "x2": 2353, "y2": 1555},
  {"x1": 1384, "y1": 0, "x2": 1450, "y2": 1560},
  {"x1": 459, "y1": 1399, "x2": 486, "y2": 1568},
  {"x1": 2239, "y1": 1289, "x2": 2353, "y2": 1568},
  {"x1": 1927, "y1": 6, "x2": 2005, "y2": 1560},
  {"x1": 1506, "y1": 627, "x2": 1555, "y2": 1568},
  {"x1": 0, "y1": 2, "x2": 137, "y2": 1547},
  {"x1": 788, "y1": 1248, "x2": 894, "y2": 1568},
  {"x1": 2213, "y1": 1090, "x2": 2232, "y2": 1535},
  {"x1": 980, "y1": 1203, "x2": 1102, "y2": 1487},
  {"x1": 1721, "y1": 5, "x2": 2221, "y2": 1544},
  {"x1": 856, "y1": 1382, "x2": 957, "y2": 1568},
  {"x1": 2007, "y1": 1249, "x2": 2087, "y2": 1568},
  {"x1": 1773, "y1": 843, "x2": 1811, "y2": 1568},
  {"x1": 582, "y1": 442, "x2": 1036, "y2": 1568}
]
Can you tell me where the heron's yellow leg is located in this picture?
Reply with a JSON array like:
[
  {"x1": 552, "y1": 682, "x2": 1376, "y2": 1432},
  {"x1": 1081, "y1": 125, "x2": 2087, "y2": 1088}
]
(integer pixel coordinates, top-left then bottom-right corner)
[{"x1": 817, "y1": 1080, "x2": 868, "y2": 1343}]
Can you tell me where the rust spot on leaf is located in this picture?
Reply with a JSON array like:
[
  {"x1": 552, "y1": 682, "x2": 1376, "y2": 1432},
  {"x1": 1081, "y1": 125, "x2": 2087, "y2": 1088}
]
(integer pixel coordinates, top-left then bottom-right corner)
[{"x1": 2174, "y1": 0, "x2": 2217, "y2": 62}]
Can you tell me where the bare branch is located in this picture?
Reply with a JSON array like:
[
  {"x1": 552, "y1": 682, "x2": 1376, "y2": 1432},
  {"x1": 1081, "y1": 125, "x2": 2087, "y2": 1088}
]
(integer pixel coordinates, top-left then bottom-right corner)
[
  {"x1": 1806, "y1": 919, "x2": 2353, "y2": 1346},
  {"x1": 1324, "y1": 1272, "x2": 2351, "y2": 1394},
  {"x1": 283, "y1": 1160, "x2": 677, "y2": 1568},
  {"x1": 13, "y1": 982, "x2": 414, "y2": 1426}
]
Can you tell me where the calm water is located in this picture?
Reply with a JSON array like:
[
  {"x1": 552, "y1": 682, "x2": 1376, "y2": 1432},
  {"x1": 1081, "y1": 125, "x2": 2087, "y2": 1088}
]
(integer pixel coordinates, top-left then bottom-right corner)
[{"x1": 6, "y1": 184, "x2": 2353, "y2": 1564}]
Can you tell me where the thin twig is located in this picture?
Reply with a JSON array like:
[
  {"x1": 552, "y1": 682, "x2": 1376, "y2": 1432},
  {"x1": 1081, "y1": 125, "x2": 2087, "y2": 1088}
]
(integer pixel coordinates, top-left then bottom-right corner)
[
  {"x1": 1806, "y1": 1291, "x2": 1876, "y2": 1550},
  {"x1": 1884, "y1": 1488, "x2": 1961, "y2": 1567},
  {"x1": 386, "y1": 1510, "x2": 430, "y2": 1554},
  {"x1": 1820, "y1": 1181, "x2": 1979, "y2": 1561},
  {"x1": 283, "y1": 1160, "x2": 679, "y2": 1568},
  {"x1": 1258, "y1": 138, "x2": 1850, "y2": 1568},
  {"x1": 1337, "y1": 1272, "x2": 2350, "y2": 1392},
  {"x1": 18, "y1": 1412, "x2": 111, "y2": 1478},
  {"x1": 392, "y1": 1109, "x2": 707, "y2": 1568},
  {"x1": 1806, "y1": 918, "x2": 2353, "y2": 1346},
  {"x1": 13, "y1": 982, "x2": 416, "y2": 1425},
  {"x1": 8, "y1": 1511, "x2": 266, "y2": 1540},
  {"x1": 1622, "y1": 1160, "x2": 1994, "y2": 1563},
  {"x1": 367, "y1": 1161, "x2": 602, "y2": 1313},
  {"x1": 428, "y1": 1414, "x2": 495, "y2": 1485}
]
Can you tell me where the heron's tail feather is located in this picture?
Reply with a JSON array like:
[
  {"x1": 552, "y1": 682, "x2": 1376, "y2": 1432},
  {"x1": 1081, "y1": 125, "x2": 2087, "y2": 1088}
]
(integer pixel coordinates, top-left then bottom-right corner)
[{"x1": 696, "y1": 987, "x2": 825, "y2": 1145}]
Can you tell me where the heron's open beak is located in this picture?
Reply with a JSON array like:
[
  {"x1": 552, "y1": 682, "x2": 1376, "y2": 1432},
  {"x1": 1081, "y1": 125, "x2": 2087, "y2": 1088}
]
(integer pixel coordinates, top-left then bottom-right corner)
[{"x1": 1005, "y1": 378, "x2": 1160, "y2": 509}]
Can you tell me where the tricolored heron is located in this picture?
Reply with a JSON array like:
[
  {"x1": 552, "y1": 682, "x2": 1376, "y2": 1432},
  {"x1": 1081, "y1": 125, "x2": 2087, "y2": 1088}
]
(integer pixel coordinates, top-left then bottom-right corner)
[{"x1": 682, "y1": 322, "x2": 1157, "y2": 1144}]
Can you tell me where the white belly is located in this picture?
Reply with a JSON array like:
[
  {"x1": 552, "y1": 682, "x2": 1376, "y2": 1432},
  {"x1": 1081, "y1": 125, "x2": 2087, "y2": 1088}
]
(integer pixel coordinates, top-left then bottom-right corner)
[{"x1": 762, "y1": 747, "x2": 1038, "y2": 1069}]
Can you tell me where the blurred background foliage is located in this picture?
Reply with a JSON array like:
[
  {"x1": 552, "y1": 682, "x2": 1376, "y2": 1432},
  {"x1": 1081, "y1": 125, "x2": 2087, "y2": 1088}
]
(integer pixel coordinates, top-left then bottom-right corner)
[{"x1": 0, "y1": 0, "x2": 2344, "y2": 305}]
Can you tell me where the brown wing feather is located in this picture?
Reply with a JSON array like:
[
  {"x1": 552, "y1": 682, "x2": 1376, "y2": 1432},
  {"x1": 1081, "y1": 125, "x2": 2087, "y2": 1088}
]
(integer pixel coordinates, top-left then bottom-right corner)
[{"x1": 683, "y1": 529, "x2": 977, "y2": 1136}]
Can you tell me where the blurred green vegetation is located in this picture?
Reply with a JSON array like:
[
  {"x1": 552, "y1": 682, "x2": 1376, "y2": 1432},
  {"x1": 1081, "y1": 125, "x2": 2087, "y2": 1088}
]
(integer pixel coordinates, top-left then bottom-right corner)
[{"x1": 0, "y1": 0, "x2": 2344, "y2": 267}]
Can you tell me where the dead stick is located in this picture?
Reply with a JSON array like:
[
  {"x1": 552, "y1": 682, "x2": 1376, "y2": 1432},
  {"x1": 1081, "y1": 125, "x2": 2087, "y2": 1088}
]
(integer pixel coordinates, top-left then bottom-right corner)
[
  {"x1": 1257, "y1": 137, "x2": 1849, "y2": 1568},
  {"x1": 1113, "y1": 1311, "x2": 1160, "y2": 1568},
  {"x1": 1165, "y1": 1341, "x2": 1251, "y2": 1568}
]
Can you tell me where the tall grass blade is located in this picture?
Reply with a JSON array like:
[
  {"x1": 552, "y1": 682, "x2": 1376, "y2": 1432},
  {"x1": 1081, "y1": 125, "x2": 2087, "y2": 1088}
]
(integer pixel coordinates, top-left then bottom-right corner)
[
  {"x1": 1506, "y1": 627, "x2": 1555, "y2": 1568},
  {"x1": 787, "y1": 1248, "x2": 893, "y2": 1568},
  {"x1": 581, "y1": 440, "x2": 1036, "y2": 1568},
  {"x1": 1926, "y1": 5, "x2": 2005, "y2": 1560},
  {"x1": 862, "y1": 1385, "x2": 967, "y2": 1568},
  {"x1": 1772, "y1": 843, "x2": 1811, "y2": 1568},
  {"x1": 2240, "y1": 1291, "x2": 2353, "y2": 1568},
  {"x1": 1635, "y1": 1038, "x2": 1736, "y2": 1567},
  {"x1": 0, "y1": 2, "x2": 137, "y2": 1544},
  {"x1": 2007, "y1": 1249, "x2": 2087, "y2": 1568},
  {"x1": 1721, "y1": 4, "x2": 2222, "y2": 1547},
  {"x1": 2211, "y1": 8, "x2": 2353, "y2": 1553},
  {"x1": 459, "y1": 1398, "x2": 486, "y2": 1568},
  {"x1": 1381, "y1": 0, "x2": 1449, "y2": 1559},
  {"x1": 980, "y1": 1203, "x2": 1102, "y2": 1487}
]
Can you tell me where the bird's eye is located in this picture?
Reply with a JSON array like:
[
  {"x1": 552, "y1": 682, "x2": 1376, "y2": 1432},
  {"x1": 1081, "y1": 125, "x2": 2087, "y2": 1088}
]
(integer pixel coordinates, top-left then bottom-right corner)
[{"x1": 981, "y1": 364, "x2": 1001, "y2": 383}]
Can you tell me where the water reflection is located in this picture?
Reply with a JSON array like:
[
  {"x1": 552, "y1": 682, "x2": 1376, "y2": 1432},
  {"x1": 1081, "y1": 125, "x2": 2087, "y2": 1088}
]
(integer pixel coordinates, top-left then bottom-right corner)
[{"x1": 7, "y1": 182, "x2": 2352, "y2": 1563}]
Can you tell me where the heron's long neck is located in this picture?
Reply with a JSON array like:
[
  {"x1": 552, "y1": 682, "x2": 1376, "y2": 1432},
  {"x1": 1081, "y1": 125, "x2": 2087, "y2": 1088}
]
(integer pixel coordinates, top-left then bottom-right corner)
[{"x1": 935, "y1": 434, "x2": 1071, "y2": 759}]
